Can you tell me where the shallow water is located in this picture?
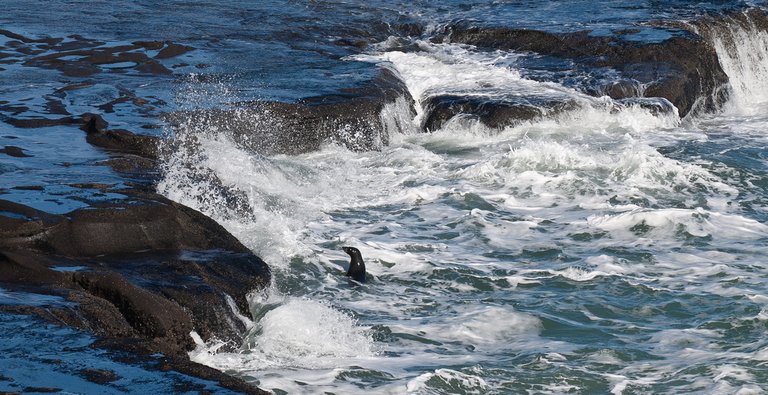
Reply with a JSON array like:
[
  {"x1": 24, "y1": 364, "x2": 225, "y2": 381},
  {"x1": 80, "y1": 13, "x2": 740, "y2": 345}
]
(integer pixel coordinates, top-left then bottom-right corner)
[{"x1": 3, "y1": 1, "x2": 768, "y2": 394}]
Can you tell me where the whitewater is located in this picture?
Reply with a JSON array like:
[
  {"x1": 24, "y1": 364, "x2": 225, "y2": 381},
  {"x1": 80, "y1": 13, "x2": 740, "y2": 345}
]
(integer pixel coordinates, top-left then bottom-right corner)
[{"x1": 155, "y1": 7, "x2": 768, "y2": 395}]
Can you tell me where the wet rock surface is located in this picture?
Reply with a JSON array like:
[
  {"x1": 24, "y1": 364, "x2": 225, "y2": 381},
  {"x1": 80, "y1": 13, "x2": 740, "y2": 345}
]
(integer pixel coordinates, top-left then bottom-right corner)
[
  {"x1": 437, "y1": 24, "x2": 729, "y2": 119},
  {"x1": 0, "y1": 192, "x2": 270, "y2": 392},
  {"x1": 0, "y1": 28, "x2": 271, "y2": 392},
  {"x1": 422, "y1": 95, "x2": 578, "y2": 131},
  {"x1": 166, "y1": 67, "x2": 416, "y2": 155}
]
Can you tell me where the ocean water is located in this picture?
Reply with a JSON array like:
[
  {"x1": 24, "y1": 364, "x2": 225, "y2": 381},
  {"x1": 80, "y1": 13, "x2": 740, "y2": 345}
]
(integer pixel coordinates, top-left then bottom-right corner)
[
  {"x1": 152, "y1": 3, "x2": 768, "y2": 394},
  {"x1": 3, "y1": 1, "x2": 768, "y2": 394}
]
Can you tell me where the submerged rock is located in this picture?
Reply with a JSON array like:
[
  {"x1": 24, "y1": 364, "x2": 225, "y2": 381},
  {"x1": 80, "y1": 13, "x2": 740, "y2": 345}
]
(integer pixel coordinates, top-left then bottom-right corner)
[{"x1": 0, "y1": 145, "x2": 32, "y2": 157}]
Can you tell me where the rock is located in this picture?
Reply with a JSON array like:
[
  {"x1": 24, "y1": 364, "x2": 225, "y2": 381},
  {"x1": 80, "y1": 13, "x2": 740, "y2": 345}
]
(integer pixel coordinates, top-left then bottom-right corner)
[
  {"x1": 166, "y1": 67, "x2": 416, "y2": 155},
  {"x1": 155, "y1": 43, "x2": 195, "y2": 59},
  {"x1": 0, "y1": 146, "x2": 32, "y2": 158},
  {"x1": 71, "y1": 271, "x2": 193, "y2": 345},
  {"x1": 84, "y1": 128, "x2": 159, "y2": 159},
  {"x1": 0, "y1": 196, "x2": 270, "y2": 357},
  {"x1": 0, "y1": 197, "x2": 251, "y2": 257},
  {"x1": 100, "y1": 156, "x2": 158, "y2": 174},
  {"x1": 613, "y1": 97, "x2": 678, "y2": 117},
  {"x1": 4, "y1": 116, "x2": 77, "y2": 128},
  {"x1": 422, "y1": 95, "x2": 578, "y2": 131},
  {"x1": 23, "y1": 387, "x2": 61, "y2": 393},
  {"x1": 441, "y1": 26, "x2": 729, "y2": 117},
  {"x1": 79, "y1": 112, "x2": 161, "y2": 173},
  {"x1": 20, "y1": 36, "x2": 175, "y2": 76},
  {"x1": 601, "y1": 79, "x2": 641, "y2": 99},
  {"x1": 79, "y1": 369, "x2": 120, "y2": 384}
]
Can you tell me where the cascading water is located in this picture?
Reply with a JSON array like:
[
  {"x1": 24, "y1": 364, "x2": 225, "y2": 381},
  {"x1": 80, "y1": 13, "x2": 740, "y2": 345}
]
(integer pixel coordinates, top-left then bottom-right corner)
[
  {"x1": 156, "y1": 7, "x2": 768, "y2": 394},
  {"x1": 701, "y1": 10, "x2": 768, "y2": 115}
]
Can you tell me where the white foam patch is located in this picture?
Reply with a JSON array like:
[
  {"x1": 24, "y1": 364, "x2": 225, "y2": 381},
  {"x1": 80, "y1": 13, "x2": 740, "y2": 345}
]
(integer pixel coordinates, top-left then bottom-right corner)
[
  {"x1": 354, "y1": 42, "x2": 680, "y2": 131},
  {"x1": 406, "y1": 368, "x2": 489, "y2": 394},
  {"x1": 588, "y1": 207, "x2": 768, "y2": 241},
  {"x1": 423, "y1": 306, "x2": 542, "y2": 348},
  {"x1": 249, "y1": 297, "x2": 373, "y2": 367},
  {"x1": 189, "y1": 293, "x2": 373, "y2": 371},
  {"x1": 557, "y1": 266, "x2": 608, "y2": 282},
  {"x1": 587, "y1": 349, "x2": 624, "y2": 365},
  {"x1": 650, "y1": 328, "x2": 721, "y2": 354}
]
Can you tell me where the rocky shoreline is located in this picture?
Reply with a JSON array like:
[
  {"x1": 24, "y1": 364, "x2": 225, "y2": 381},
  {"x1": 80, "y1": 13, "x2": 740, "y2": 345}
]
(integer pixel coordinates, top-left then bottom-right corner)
[
  {"x1": 1, "y1": 7, "x2": 766, "y2": 392},
  {"x1": 1, "y1": 112, "x2": 271, "y2": 393}
]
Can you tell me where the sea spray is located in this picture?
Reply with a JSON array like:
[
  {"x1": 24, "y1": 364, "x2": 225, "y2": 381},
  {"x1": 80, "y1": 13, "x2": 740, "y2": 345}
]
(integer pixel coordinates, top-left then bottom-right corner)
[
  {"x1": 707, "y1": 11, "x2": 768, "y2": 114},
  {"x1": 155, "y1": 6, "x2": 768, "y2": 394}
]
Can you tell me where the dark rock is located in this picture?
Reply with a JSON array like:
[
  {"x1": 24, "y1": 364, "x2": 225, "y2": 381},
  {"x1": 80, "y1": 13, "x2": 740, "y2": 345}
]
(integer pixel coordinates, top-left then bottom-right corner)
[
  {"x1": 422, "y1": 95, "x2": 578, "y2": 131},
  {"x1": 133, "y1": 40, "x2": 165, "y2": 50},
  {"x1": 0, "y1": 251, "x2": 64, "y2": 285},
  {"x1": 23, "y1": 40, "x2": 174, "y2": 76},
  {"x1": 97, "y1": 97, "x2": 132, "y2": 113},
  {"x1": 0, "y1": 199, "x2": 249, "y2": 257},
  {"x1": 135, "y1": 60, "x2": 172, "y2": 75},
  {"x1": 0, "y1": 103, "x2": 29, "y2": 114},
  {"x1": 80, "y1": 113, "x2": 160, "y2": 160},
  {"x1": 165, "y1": 357, "x2": 271, "y2": 394},
  {"x1": 100, "y1": 156, "x2": 158, "y2": 174},
  {"x1": 67, "y1": 183, "x2": 113, "y2": 190},
  {"x1": 56, "y1": 82, "x2": 96, "y2": 92},
  {"x1": 2, "y1": 113, "x2": 158, "y2": 163},
  {"x1": 80, "y1": 112, "x2": 110, "y2": 132},
  {"x1": 71, "y1": 270, "x2": 194, "y2": 352},
  {"x1": 613, "y1": 97, "x2": 678, "y2": 117},
  {"x1": 86, "y1": 129, "x2": 159, "y2": 159},
  {"x1": 334, "y1": 39, "x2": 369, "y2": 49},
  {"x1": 0, "y1": 146, "x2": 32, "y2": 158},
  {"x1": 4, "y1": 116, "x2": 77, "y2": 128},
  {"x1": 155, "y1": 43, "x2": 195, "y2": 59},
  {"x1": 0, "y1": 194, "x2": 270, "y2": 370},
  {"x1": 44, "y1": 98, "x2": 70, "y2": 115},
  {"x1": 22, "y1": 388, "x2": 61, "y2": 393},
  {"x1": 601, "y1": 79, "x2": 641, "y2": 100},
  {"x1": 12, "y1": 185, "x2": 44, "y2": 191},
  {"x1": 167, "y1": 67, "x2": 415, "y2": 155},
  {"x1": 79, "y1": 369, "x2": 120, "y2": 384},
  {"x1": 101, "y1": 250, "x2": 267, "y2": 344},
  {"x1": 442, "y1": 26, "x2": 729, "y2": 117},
  {"x1": 0, "y1": 29, "x2": 50, "y2": 44}
]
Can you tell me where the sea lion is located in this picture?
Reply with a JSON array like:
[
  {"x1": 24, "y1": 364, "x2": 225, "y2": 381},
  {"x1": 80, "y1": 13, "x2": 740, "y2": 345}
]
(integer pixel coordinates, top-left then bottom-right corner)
[{"x1": 342, "y1": 246, "x2": 366, "y2": 283}]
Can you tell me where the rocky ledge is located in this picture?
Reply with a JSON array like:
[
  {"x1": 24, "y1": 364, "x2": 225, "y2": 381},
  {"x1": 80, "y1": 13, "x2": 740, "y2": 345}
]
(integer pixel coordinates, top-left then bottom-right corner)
[
  {"x1": 438, "y1": 26, "x2": 727, "y2": 118},
  {"x1": 0, "y1": 112, "x2": 270, "y2": 393},
  {"x1": 165, "y1": 67, "x2": 416, "y2": 155},
  {"x1": 415, "y1": 10, "x2": 768, "y2": 131}
]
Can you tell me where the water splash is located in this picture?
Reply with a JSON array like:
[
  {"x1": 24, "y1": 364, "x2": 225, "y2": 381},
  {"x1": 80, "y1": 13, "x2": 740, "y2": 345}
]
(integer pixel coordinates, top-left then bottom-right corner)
[{"x1": 705, "y1": 10, "x2": 768, "y2": 115}]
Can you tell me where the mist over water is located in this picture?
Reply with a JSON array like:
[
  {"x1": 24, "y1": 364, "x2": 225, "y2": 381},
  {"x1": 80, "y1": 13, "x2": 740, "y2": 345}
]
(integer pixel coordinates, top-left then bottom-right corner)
[{"x1": 156, "y1": 4, "x2": 768, "y2": 394}]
